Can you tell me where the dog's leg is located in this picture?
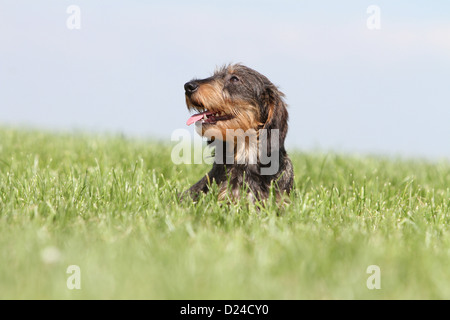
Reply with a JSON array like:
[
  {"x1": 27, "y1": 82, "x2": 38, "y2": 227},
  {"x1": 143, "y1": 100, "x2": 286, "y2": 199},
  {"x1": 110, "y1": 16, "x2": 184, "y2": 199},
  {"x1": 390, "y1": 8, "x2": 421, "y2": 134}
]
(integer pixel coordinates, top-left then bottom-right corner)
[
  {"x1": 181, "y1": 163, "x2": 226, "y2": 202},
  {"x1": 277, "y1": 156, "x2": 294, "y2": 193}
]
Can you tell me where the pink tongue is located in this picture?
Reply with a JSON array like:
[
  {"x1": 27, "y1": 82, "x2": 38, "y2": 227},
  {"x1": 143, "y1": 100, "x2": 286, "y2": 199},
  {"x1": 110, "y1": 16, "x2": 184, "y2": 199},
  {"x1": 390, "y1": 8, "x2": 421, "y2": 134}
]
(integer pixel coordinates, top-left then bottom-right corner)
[{"x1": 186, "y1": 111, "x2": 211, "y2": 126}]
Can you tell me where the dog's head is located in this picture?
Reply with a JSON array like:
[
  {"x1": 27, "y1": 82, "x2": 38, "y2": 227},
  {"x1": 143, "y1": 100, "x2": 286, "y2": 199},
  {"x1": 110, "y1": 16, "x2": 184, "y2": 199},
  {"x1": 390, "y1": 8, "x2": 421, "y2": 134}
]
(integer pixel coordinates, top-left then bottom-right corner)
[{"x1": 184, "y1": 64, "x2": 288, "y2": 147}]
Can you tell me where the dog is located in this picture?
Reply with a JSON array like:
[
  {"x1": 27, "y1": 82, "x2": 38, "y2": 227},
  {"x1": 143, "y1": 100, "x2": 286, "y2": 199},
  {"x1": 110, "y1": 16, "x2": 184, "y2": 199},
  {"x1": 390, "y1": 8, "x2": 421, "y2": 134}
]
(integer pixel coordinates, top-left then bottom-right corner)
[{"x1": 182, "y1": 64, "x2": 293, "y2": 202}]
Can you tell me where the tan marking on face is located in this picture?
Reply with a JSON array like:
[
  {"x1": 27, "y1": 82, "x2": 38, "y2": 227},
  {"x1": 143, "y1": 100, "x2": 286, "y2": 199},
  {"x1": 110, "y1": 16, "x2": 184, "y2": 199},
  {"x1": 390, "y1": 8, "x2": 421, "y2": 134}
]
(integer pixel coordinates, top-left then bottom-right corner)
[{"x1": 185, "y1": 75, "x2": 261, "y2": 141}]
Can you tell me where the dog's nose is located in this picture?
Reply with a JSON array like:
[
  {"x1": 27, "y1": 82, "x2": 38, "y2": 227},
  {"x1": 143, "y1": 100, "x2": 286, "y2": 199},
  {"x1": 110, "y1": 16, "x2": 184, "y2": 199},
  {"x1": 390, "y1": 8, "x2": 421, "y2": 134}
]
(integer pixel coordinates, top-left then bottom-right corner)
[{"x1": 184, "y1": 81, "x2": 199, "y2": 95}]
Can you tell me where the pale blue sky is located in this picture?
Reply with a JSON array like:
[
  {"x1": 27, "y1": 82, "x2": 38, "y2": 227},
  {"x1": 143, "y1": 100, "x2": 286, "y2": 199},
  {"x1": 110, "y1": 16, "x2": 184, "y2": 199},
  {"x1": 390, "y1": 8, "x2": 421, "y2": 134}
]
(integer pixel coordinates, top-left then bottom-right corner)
[{"x1": 1, "y1": 0, "x2": 449, "y2": 158}]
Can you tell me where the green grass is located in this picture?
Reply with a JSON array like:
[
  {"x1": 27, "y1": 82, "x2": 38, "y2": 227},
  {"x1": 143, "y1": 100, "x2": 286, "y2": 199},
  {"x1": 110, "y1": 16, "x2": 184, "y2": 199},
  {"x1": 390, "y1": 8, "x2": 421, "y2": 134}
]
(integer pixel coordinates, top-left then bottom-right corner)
[{"x1": 0, "y1": 127, "x2": 449, "y2": 299}]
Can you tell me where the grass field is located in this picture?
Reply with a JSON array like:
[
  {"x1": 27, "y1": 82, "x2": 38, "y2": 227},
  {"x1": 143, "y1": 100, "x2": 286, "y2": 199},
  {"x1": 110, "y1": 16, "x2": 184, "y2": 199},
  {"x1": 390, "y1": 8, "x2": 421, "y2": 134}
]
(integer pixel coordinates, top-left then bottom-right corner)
[{"x1": 0, "y1": 127, "x2": 449, "y2": 299}]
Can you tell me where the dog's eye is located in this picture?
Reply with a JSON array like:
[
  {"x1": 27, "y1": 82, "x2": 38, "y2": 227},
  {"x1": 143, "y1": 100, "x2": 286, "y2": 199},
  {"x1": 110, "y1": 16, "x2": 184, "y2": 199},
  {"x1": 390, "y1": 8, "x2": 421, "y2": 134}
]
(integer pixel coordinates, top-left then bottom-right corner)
[{"x1": 230, "y1": 76, "x2": 240, "y2": 83}]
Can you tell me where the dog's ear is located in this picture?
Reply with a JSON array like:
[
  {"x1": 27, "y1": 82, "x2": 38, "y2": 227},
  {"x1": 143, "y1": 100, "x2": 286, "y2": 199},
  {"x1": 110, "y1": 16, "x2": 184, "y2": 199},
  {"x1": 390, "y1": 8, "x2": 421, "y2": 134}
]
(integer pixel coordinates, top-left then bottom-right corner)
[{"x1": 261, "y1": 84, "x2": 288, "y2": 148}]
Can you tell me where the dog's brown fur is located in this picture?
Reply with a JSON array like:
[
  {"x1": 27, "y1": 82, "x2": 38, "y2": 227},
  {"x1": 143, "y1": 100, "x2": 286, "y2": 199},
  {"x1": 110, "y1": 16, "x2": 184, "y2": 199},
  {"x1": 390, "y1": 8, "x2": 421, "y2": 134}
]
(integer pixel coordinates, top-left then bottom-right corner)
[{"x1": 182, "y1": 64, "x2": 294, "y2": 202}]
